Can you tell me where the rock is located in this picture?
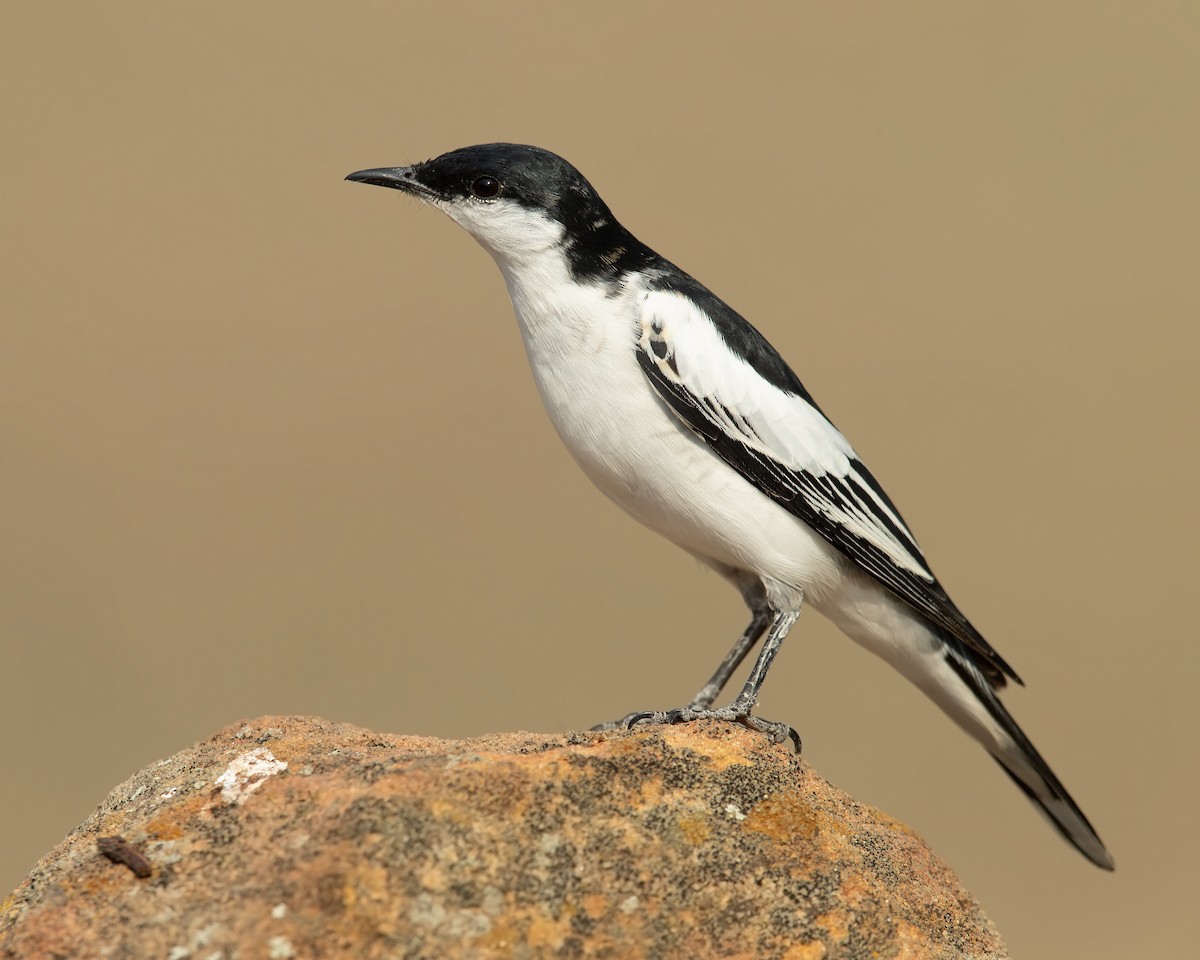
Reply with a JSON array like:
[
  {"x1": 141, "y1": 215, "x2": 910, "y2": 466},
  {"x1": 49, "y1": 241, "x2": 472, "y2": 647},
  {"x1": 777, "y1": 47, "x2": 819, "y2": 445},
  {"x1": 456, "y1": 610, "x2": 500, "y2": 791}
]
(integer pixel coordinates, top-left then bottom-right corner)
[{"x1": 0, "y1": 716, "x2": 1006, "y2": 959}]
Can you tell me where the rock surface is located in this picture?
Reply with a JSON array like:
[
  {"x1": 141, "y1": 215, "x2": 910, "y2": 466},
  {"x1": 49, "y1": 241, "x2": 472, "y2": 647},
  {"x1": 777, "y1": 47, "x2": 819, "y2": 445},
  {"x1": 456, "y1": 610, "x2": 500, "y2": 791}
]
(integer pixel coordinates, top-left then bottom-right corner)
[{"x1": 0, "y1": 716, "x2": 1006, "y2": 959}]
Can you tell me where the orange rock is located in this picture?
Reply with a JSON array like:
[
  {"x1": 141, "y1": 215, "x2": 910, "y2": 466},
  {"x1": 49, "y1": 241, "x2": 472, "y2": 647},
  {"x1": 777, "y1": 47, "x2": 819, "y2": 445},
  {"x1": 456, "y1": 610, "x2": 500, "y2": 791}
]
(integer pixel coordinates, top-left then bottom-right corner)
[{"x1": 0, "y1": 717, "x2": 1006, "y2": 959}]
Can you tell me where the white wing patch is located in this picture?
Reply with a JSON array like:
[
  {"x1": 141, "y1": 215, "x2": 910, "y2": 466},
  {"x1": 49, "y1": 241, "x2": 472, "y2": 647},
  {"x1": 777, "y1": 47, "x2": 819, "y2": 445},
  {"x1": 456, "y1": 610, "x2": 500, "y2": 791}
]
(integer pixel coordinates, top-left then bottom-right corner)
[{"x1": 638, "y1": 290, "x2": 932, "y2": 582}]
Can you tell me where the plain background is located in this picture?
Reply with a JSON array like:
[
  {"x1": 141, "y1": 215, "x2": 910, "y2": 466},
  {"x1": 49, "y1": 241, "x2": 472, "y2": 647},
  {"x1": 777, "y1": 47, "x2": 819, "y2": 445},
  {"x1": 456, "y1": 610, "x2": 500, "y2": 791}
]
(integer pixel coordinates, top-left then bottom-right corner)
[{"x1": 2, "y1": 3, "x2": 1195, "y2": 956}]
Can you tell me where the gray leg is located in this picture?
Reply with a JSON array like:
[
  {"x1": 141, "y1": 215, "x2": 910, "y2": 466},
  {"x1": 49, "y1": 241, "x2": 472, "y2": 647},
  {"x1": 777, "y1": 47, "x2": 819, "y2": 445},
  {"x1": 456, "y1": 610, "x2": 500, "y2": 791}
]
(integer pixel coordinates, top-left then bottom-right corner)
[
  {"x1": 685, "y1": 609, "x2": 770, "y2": 711},
  {"x1": 591, "y1": 608, "x2": 768, "y2": 734},
  {"x1": 614, "y1": 604, "x2": 804, "y2": 750},
  {"x1": 729, "y1": 609, "x2": 800, "y2": 714},
  {"x1": 592, "y1": 568, "x2": 802, "y2": 749}
]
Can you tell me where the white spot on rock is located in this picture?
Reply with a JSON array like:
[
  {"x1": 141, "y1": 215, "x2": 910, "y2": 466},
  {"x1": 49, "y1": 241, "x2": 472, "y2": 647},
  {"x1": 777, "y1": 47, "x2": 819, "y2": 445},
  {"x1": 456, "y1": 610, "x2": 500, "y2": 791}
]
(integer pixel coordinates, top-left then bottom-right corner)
[
  {"x1": 151, "y1": 842, "x2": 182, "y2": 866},
  {"x1": 620, "y1": 894, "x2": 641, "y2": 913},
  {"x1": 166, "y1": 928, "x2": 222, "y2": 960},
  {"x1": 215, "y1": 748, "x2": 288, "y2": 805},
  {"x1": 409, "y1": 893, "x2": 446, "y2": 928},
  {"x1": 271, "y1": 902, "x2": 287, "y2": 919},
  {"x1": 445, "y1": 910, "x2": 492, "y2": 938},
  {"x1": 533, "y1": 831, "x2": 562, "y2": 868},
  {"x1": 724, "y1": 803, "x2": 746, "y2": 821},
  {"x1": 481, "y1": 885, "x2": 505, "y2": 917},
  {"x1": 267, "y1": 935, "x2": 296, "y2": 958}
]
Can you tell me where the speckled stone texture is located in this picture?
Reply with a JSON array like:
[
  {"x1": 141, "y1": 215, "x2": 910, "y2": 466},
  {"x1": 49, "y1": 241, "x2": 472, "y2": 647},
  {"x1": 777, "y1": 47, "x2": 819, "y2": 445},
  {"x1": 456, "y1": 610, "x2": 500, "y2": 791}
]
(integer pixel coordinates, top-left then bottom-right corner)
[{"x1": 0, "y1": 716, "x2": 1006, "y2": 959}]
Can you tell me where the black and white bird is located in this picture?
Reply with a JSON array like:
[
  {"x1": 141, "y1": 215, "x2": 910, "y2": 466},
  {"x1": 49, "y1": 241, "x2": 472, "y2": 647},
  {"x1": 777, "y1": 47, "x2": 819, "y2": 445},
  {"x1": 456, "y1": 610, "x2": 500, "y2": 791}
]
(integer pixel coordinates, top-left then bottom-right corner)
[{"x1": 346, "y1": 144, "x2": 1113, "y2": 869}]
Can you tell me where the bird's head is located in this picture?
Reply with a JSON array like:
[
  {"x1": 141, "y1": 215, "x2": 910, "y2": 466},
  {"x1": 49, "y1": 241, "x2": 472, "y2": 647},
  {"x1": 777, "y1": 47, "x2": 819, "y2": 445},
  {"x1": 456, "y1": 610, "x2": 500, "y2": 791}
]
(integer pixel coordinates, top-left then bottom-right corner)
[{"x1": 347, "y1": 143, "x2": 651, "y2": 279}]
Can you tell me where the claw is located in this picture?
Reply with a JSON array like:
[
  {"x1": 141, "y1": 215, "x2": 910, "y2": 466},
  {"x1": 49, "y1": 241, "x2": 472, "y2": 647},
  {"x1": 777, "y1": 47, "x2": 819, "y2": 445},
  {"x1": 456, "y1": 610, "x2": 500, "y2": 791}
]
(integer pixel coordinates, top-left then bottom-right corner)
[
  {"x1": 589, "y1": 711, "x2": 661, "y2": 732},
  {"x1": 624, "y1": 711, "x2": 661, "y2": 728},
  {"x1": 591, "y1": 706, "x2": 801, "y2": 753}
]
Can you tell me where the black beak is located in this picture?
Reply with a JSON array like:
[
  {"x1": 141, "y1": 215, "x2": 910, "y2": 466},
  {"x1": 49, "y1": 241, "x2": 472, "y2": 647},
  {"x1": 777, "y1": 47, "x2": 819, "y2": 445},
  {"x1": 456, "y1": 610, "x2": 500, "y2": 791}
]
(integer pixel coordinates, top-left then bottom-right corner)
[{"x1": 345, "y1": 166, "x2": 430, "y2": 196}]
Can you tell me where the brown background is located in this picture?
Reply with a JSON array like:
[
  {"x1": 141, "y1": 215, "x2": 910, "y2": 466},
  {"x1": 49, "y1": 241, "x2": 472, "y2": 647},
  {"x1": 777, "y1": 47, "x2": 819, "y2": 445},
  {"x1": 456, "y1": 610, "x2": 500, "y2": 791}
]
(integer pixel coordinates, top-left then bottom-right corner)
[{"x1": 1, "y1": 3, "x2": 1195, "y2": 956}]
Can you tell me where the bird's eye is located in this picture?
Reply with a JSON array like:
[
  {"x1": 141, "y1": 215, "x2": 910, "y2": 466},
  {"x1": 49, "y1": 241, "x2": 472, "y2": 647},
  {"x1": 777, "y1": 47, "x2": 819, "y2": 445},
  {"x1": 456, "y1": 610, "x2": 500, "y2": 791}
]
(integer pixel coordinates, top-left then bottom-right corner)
[{"x1": 470, "y1": 175, "x2": 501, "y2": 199}]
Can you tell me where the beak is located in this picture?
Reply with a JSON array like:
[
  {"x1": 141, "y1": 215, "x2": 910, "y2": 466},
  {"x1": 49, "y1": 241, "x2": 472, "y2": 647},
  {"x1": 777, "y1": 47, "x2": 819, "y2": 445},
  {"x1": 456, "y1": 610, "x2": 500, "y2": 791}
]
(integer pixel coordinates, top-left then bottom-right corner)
[{"x1": 345, "y1": 166, "x2": 434, "y2": 198}]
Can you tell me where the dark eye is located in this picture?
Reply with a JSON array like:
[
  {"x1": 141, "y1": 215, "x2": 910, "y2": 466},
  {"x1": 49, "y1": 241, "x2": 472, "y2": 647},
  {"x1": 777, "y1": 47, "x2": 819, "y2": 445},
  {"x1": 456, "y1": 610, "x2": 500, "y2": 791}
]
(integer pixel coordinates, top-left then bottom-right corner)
[{"x1": 470, "y1": 175, "x2": 501, "y2": 199}]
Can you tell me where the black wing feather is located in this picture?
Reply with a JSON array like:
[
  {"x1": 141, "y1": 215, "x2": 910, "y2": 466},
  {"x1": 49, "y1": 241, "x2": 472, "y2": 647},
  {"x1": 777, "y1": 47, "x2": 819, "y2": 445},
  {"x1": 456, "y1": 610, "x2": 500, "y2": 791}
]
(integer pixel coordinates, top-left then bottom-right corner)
[{"x1": 637, "y1": 347, "x2": 1020, "y2": 688}]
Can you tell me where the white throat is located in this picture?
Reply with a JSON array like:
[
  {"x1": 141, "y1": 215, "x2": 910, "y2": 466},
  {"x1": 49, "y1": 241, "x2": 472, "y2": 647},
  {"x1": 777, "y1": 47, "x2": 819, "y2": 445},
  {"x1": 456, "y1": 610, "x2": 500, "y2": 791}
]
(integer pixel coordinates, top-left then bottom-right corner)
[
  {"x1": 446, "y1": 200, "x2": 626, "y2": 352},
  {"x1": 442, "y1": 198, "x2": 566, "y2": 272}
]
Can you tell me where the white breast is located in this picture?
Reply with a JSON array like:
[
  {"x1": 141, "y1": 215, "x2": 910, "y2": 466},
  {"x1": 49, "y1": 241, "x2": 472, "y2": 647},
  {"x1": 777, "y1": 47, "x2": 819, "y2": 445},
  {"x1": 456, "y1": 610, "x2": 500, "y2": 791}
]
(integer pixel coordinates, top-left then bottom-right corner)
[{"x1": 492, "y1": 248, "x2": 843, "y2": 599}]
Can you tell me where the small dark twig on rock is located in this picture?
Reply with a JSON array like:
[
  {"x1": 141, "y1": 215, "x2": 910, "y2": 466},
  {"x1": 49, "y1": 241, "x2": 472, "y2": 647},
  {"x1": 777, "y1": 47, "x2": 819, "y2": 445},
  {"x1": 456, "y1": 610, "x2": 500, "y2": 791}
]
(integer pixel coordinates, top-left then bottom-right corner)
[{"x1": 97, "y1": 836, "x2": 152, "y2": 878}]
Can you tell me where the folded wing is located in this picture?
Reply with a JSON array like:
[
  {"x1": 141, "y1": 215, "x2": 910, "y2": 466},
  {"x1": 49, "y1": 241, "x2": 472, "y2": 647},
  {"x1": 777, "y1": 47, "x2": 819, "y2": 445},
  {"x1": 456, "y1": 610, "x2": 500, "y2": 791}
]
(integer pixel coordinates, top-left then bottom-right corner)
[{"x1": 636, "y1": 286, "x2": 1018, "y2": 687}]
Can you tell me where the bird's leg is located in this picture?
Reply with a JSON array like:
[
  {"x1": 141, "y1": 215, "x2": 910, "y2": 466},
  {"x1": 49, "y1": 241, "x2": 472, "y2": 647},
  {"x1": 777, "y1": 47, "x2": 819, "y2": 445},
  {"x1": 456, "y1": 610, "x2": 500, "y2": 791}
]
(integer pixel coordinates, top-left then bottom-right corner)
[
  {"x1": 684, "y1": 609, "x2": 771, "y2": 710},
  {"x1": 605, "y1": 607, "x2": 803, "y2": 751},
  {"x1": 590, "y1": 608, "x2": 768, "y2": 733},
  {"x1": 726, "y1": 609, "x2": 798, "y2": 716},
  {"x1": 662, "y1": 609, "x2": 800, "y2": 747}
]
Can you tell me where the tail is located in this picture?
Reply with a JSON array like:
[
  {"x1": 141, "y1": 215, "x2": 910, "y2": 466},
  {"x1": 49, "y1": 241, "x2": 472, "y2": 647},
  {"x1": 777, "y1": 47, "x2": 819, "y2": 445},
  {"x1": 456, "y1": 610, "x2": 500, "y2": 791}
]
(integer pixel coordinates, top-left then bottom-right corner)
[{"x1": 932, "y1": 639, "x2": 1114, "y2": 870}]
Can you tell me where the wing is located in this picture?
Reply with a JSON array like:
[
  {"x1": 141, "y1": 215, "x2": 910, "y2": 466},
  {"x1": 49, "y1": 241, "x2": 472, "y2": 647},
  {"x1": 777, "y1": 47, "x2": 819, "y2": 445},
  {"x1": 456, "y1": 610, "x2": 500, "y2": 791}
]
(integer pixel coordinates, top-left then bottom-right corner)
[{"x1": 636, "y1": 285, "x2": 1019, "y2": 687}]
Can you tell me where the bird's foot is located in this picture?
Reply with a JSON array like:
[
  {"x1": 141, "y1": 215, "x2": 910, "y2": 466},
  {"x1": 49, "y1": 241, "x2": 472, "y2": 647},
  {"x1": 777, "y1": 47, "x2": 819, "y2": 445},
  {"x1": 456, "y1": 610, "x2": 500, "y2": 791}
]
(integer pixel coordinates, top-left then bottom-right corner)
[{"x1": 592, "y1": 707, "x2": 800, "y2": 753}]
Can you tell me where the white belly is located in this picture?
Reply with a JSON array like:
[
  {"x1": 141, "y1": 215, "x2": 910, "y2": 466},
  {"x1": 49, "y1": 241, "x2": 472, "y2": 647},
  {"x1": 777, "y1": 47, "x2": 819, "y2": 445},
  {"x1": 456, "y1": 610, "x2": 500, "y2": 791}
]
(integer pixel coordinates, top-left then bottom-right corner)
[{"x1": 501, "y1": 267, "x2": 843, "y2": 600}]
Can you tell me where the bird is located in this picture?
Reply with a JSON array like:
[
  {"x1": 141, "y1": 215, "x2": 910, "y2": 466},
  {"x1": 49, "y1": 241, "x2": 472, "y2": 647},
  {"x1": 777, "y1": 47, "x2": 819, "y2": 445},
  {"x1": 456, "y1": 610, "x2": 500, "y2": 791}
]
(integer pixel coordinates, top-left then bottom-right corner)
[{"x1": 345, "y1": 143, "x2": 1113, "y2": 869}]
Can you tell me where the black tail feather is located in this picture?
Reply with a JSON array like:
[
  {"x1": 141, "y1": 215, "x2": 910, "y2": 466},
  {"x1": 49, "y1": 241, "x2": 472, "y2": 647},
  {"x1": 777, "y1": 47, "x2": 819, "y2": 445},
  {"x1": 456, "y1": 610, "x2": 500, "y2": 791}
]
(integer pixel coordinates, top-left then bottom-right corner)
[{"x1": 942, "y1": 644, "x2": 1114, "y2": 870}]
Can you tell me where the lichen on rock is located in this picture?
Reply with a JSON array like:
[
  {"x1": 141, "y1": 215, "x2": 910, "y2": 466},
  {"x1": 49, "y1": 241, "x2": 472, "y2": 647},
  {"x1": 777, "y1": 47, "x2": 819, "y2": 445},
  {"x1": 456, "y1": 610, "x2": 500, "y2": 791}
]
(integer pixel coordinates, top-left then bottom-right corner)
[{"x1": 0, "y1": 716, "x2": 1006, "y2": 959}]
